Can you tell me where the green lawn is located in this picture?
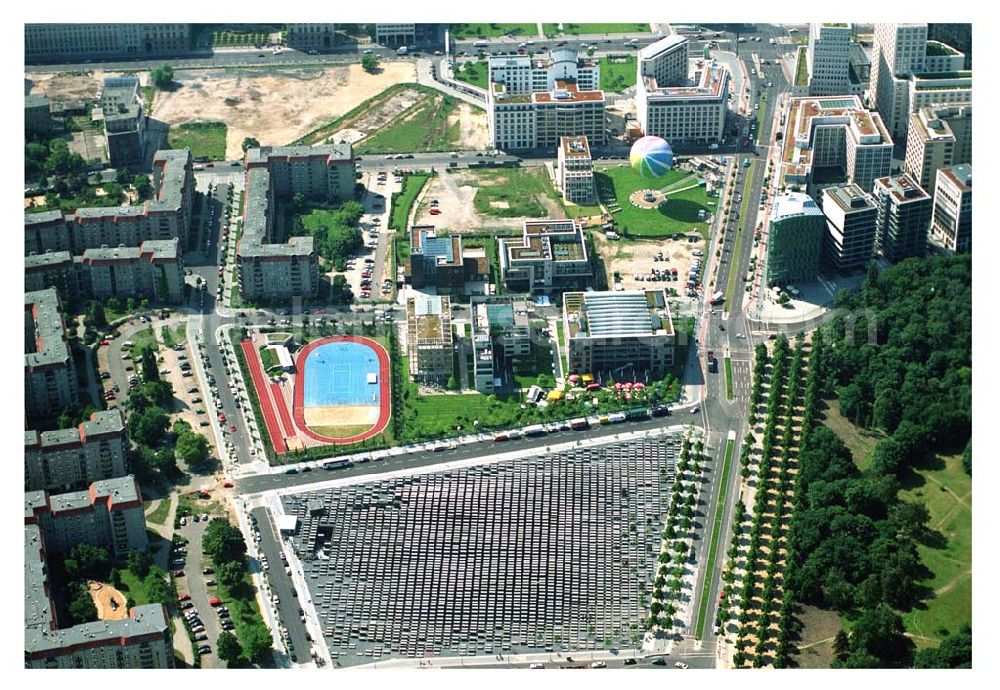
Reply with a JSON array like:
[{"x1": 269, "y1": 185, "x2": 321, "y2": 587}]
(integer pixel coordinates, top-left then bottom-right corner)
[
  {"x1": 545, "y1": 23, "x2": 650, "y2": 36},
  {"x1": 293, "y1": 83, "x2": 425, "y2": 146},
  {"x1": 555, "y1": 320, "x2": 569, "y2": 375},
  {"x1": 214, "y1": 569, "x2": 275, "y2": 668},
  {"x1": 453, "y1": 59, "x2": 489, "y2": 90},
  {"x1": 795, "y1": 47, "x2": 809, "y2": 86},
  {"x1": 512, "y1": 341, "x2": 556, "y2": 389},
  {"x1": 695, "y1": 435, "x2": 736, "y2": 638},
  {"x1": 450, "y1": 24, "x2": 538, "y2": 39},
  {"x1": 724, "y1": 357, "x2": 734, "y2": 400},
  {"x1": 595, "y1": 165, "x2": 714, "y2": 238},
  {"x1": 357, "y1": 93, "x2": 473, "y2": 154},
  {"x1": 471, "y1": 167, "x2": 562, "y2": 218},
  {"x1": 599, "y1": 56, "x2": 638, "y2": 92},
  {"x1": 146, "y1": 496, "x2": 172, "y2": 525},
  {"x1": 820, "y1": 399, "x2": 885, "y2": 470},
  {"x1": 118, "y1": 566, "x2": 170, "y2": 608},
  {"x1": 389, "y1": 173, "x2": 431, "y2": 232},
  {"x1": 258, "y1": 346, "x2": 278, "y2": 371},
  {"x1": 724, "y1": 160, "x2": 755, "y2": 307},
  {"x1": 129, "y1": 326, "x2": 158, "y2": 355},
  {"x1": 167, "y1": 122, "x2": 228, "y2": 161}
]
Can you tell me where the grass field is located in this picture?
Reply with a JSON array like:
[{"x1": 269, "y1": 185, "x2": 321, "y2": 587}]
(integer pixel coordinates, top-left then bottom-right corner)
[
  {"x1": 599, "y1": 56, "x2": 638, "y2": 92},
  {"x1": 512, "y1": 341, "x2": 557, "y2": 388},
  {"x1": 357, "y1": 93, "x2": 472, "y2": 154},
  {"x1": 214, "y1": 570, "x2": 274, "y2": 668},
  {"x1": 695, "y1": 435, "x2": 736, "y2": 638},
  {"x1": 390, "y1": 173, "x2": 431, "y2": 231},
  {"x1": 293, "y1": 83, "x2": 421, "y2": 147},
  {"x1": 453, "y1": 59, "x2": 489, "y2": 90},
  {"x1": 545, "y1": 23, "x2": 650, "y2": 36},
  {"x1": 724, "y1": 160, "x2": 755, "y2": 307},
  {"x1": 167, "y1": 122, "x2": 228, "y2": 161},
  {"x1": 129, "y1": 326, "x2": 158, "y2": 355},
  {"x1": 472, "y1": 167, "x2": 561, "y2": 218},
  {"x1": 595, "y1": 165, "x2": 714, "y2": 238},
  {"x1": 118, "y1": 567, "x2": 169, "y2": 607},
  {"x1": 820, "y1": 399, "x2": 885, "y2": 470},
  {"x1": 311, "y1": 424, "x2": 373, "y2": 438},
  {"x1": 450, "y1": 23, "x2": 538, "y2": 39},
  {"x1": 146, "y1": 497, "x2": 172, "y2": 525},
  {"x1": 724, "y1": 357, "x2": 734, "y2": 400}
]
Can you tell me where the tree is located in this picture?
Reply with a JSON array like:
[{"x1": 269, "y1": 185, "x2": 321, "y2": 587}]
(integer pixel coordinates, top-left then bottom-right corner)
[
  {"x1": 845, "y1": 605, "x2": 915, "y2": 668},
  {"x1": 64, "y1": 544, "x2": 111, "y2": 581},
  {"x1": 203, "y1": 518, "x2": 247, "y2": 565},
  {"x1": 127, "y1": 550, "x2": 153, "y2": 578},
  {"x1": 241, "y1": 137, "x2": 261, "y2": 153},
  {"x1": 446, "y1": 376, "x2": 458, "y2": 391},
  {"x1": 218, "y1": 559, "x2": 248, "y2": 589},
  {"x1": 243, "y1": 623, "x2": 274, "y2": 664},
  {"x1": 362, "y1": 54, "x2": 380, "y2": 73},
  {"x1": 217, "y1": 631, "x2": 243, "y2": 667},
  {"x1": 128, "y1": 406, "x2": 169, "y2": 446},
  {"x1": 67, "y1": 583, "x2": 98, "y2": 625},
  {"x1": 133, "y1": 174, "x2": 152, "y2": 200},
  {"x1": 913, "y1": 625, "x2": 972, "y2": 668},
  {"x1": 961, "y1": 438, "x2": 971, "y2": 475},
  {"x1": 143, "y1": 570, "x2": 171, "y2": 605},
  {"x1": 832, "y1": 629, "x2": 850, "y2": 662},
  {"x1": 176, "y1": 432, "x2": 210, "y2": 466},
  {"x1": 150, "y1": 64, "x2": 175, "y2": 89}
]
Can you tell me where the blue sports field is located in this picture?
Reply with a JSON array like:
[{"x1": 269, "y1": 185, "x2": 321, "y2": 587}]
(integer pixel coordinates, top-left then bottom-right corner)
[{"x1": 302, "y1": 341, "x2": 381, "y2": 408}]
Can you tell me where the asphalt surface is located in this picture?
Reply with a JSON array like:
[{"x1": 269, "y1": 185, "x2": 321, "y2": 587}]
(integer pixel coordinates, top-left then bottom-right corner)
[{"x1": 176, "y1": 518, "x2": 224, "y2": 668}]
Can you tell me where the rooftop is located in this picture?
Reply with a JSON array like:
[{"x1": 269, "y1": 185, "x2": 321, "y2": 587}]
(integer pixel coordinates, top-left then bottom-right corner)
[
  {"x1": 938, "y1": 164, "x2": 972, "y2": 191},
  {"x1": 771, "y1": 192, "x2": 824, "y2": 221},
  {"x1": 408, "y1": 294, "x2": 452, "y2": 343},
  {"x1": 565, "y1": 289, "x2": 673, "y2": 339},
  {"x1": 471, "y1": 296, "x2": 530, "y2": 335},
  {"x1": 533, "y1": 80, "x2": 604, "y2": 103},
  {"x1": 638, "y1": 33, "x2": 688, "y2": 61},
  {"x1": 560, "y1": 135, "x2": 592, "y2": 159},
  {"x1": 245, "y1": 143, "x2": 353, "y2": 165},
  {"x1": 24, "y1": 288, "x2": 71, "y2": 371},
  {"x1": 822, "y1": 184, "x2": 876, "y2": 213},
  {"x1": 25, "y1": 410, "x2": 124, "y2": 451},
  {"x1": 25, "y1": 93, "x2": 49, "y2": 108},
  {"x1": 874, "y1": 174, "x2": 930, "y2": 203},
  {"x1": 238, "y1": 168, "x2": 314, "y2": 259},
  {"x1": 504, "y1": 219, "x2": 588, "y2": 264},
  {"x1": 73, "y1": 149, "x2": 192, "y2": 221},
  {"x1": 82, "y1": 239, "x2": 179, "y2": 264},
  {"x1": 25, "y1": 251, "x2": 73, "y2": 270},
  {"x1": 925, "y1": 40, "x2": 960, "y2": 57}
]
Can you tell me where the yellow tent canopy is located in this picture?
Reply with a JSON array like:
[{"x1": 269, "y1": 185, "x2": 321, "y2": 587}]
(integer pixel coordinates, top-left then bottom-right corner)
[
  {"x1": 581, "y1": 373, "x2": 594, "y2": 383},
  {"x1": 546, "y1": 390, "x2": 565, "y2": 402}
]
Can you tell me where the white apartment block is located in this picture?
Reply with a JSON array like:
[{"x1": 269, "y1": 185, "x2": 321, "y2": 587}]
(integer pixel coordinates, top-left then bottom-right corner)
[
  {"x1": 25, "y1": 289, "x2": 78, "y2": 420},
  {"x1": 487, "y1": 49, "x2": 606, "y2": 150},
  {"x1": 25, "y1": 410, "x2": 128, "y2": 493},
  {"x1": 562, "y1": 289, "x2": 675, "y2": 380},
  {"x1": 807, "y1": 23, "x2": 852, "y2": 96},
  {"x1": 931, "y1": 164, "x2": 972, "y2": 253},
  {"x1": 470, "y1": 296, "x2": 533, "y2": 394},
  {"x1": 406, "y1": 294, "x2": 453, "y2": 383},
  {"x1": 780, "y1": 96, "x2": 893, "y2": 195},
  {"x1": 821, "y1": 184, "x2": 878, "y2": 270},
  {"x1": 498, "y1": 219, "x2": 592, "y2": 293},
  {"x1": 25, "y1": 23, "x2": 190, "y2": 63},
  {"x1": 79, "y1": 239, "x2": 185, "y2": 303},
  {"x1": 904, "y1": 104, "x2": 972, "y2": 195},
  {"x1": 638, "y1": 34, "x2": 689, "y2": 87},
  {"x1": 873, "y1": 173, "x2": 933, "y2": 262},
  {"x1": 557, "y1": 136, "x2": 595, "y2": 204},
  {"x1": 637, "y1": 58, "x2": 729, "y2": 144}
]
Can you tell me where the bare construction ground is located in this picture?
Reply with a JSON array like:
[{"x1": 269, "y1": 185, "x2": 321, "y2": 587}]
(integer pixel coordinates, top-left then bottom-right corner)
[
  {"x1": 151, "y1": 62, "x2": 417, "y2": 159},
  {"x1": 26, "y1": 70, "x2": 139, "y2": 103},
  {"x1": 593, "y1": 233, "x2": 704, "y2": 292}
]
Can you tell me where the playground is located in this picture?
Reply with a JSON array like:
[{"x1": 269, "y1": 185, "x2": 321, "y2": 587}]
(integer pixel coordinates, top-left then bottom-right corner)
[{"x1": 88, "y1": 581, "x2": 129, "y2": 621}]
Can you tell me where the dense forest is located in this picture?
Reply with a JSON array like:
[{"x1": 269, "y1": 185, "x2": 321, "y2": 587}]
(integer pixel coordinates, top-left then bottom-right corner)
[{"x1": 785, "y1": 255, "x2": 971, "y2": 668}]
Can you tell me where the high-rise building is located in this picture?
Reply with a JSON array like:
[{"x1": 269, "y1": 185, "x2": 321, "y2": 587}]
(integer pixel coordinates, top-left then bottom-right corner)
[
  {"x1": 406, "y1": 294, "x2": 453, "y2": 384},
  {"x1": 638, "y1": 34, "x2": 689, "y2": 88},
  {"x1": 79, "y1": 239, "x2": 185, "y2": 303},
  {"x1": 25, "y1": 288, "x2": 78, "y2": 420},
  {"x1": 904, "y1": 104, "x2": 972, "y2": 194},
  {"x1": 821, "y1": 184, "x2": 878, "y2": 270},
  {"x1": 807, "y1": 23, "x2": 852, "y2": 96},
  {"x1": 765, "y1": 192, "x2": 826, "y2": 286},
  {"x1": 636, "y1": 56, "x2": 729, "y2": 144},
  {"x1": 498, "y1": 219, "x2": 592, "y2": 294},
  {"x1": 557, "y1": 136, "x2": 595, "y2": 204},
  {"x1": 562, "y1": 289, "x2": 675, "y2": 379},
  {"x1": 871, "y1": 23, "x2": 928, "y2": 140},
  {"x1": 25, "y1": 94, "x2": 55, "y2": 134},
  {"x1": 873, "y1": 173, "x2": 933, "y2": 262},
  {"x1": 100, "y1": 76, "x2": 146, "y2": 167},
  {"x1": 24, "y1": 251, "x2": 80, "y2": 302},
  {"x1": 25, "y1": 410, "x2": 128, "y2": 493},
  {"x1": 931, "y1": 164, "x2": 972, "y2": 253}
]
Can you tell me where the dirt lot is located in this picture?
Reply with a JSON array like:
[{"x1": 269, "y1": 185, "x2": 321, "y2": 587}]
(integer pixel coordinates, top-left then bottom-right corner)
[
  {"x1": 449, "y1": 102, "x2": 489, "y2": 149},
  {"x1": 151, "y1": 62, "x2": 417, "y2": 159},
  {"x1": 593, "y1": 233, "x2": 705, "y2": 292},
  {"x1": 26, "y1": 70, "x2": 139, "y2": 103},
  {"x1": 89, "y1": 581, "x2": 129, "y2": 621}
]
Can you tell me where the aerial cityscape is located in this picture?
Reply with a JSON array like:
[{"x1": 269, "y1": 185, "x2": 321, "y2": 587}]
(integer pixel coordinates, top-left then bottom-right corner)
[{"x1": 22, "y1": 18, "x2": 973, "y2": 672}]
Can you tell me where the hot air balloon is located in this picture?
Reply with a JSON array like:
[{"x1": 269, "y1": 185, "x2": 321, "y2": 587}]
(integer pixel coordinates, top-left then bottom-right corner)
[{"x1": 629, "y1": 136, "x2": 674, "y2": 178}]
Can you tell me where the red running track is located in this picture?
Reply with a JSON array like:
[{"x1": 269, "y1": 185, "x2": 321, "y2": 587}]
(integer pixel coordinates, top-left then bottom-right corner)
[
  {"x1": 293, "y1": 335, "x2": 392, "y2": 445},
  {"x1": 240, "y1": 339, "x2": 287, "y2": 454},
  {"x1": 270, "y1": 382, "x2": 295, "y2": 438}
]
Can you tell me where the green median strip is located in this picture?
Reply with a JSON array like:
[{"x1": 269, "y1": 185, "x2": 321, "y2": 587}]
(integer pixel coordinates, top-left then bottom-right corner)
[
  {"x1": 724, "y1": 160, "x2": 756, "y2": 308},
  {"x1": 694, "y1": 435, "x2": 736, "y2": 639},
  {"x1": 724, "y1": 357, "x2": 734, "y2": 401}
]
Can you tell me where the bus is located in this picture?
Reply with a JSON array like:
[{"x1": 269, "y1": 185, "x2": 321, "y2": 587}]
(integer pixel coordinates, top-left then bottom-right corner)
[
  {"x1": 474, "y1": 41, "x2": 488, "y2": 48},
  {"x1": 523, "y1": 424, "x2": 546, "y2": 437},
  {"x1": 711, "y1": 290, "x2": 725, "y2": 305},
  {"x1": 570, "y1": 418, "x2": 590, "y2": 431},
  {"x1": 624, "y1": 407, "x2": 650, "y2": 421},
  {"x1": 322, "y1": 459, "x2": 351, "y2": 471}
]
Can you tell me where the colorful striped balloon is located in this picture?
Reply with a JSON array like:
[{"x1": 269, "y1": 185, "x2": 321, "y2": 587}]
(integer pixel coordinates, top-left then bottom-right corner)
[{"x1": 629, "y1": 136, "x2": 674, "y2": 178}]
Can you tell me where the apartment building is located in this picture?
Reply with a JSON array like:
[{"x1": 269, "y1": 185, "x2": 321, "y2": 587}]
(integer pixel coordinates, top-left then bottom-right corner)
[
  {"x1": 779, "y1": 96, "x2": 893, "y2": 195},
  {"x1": 637, "y1": 55, "x2": 729, "y2": 144},
  {"x1": 285, "y1": 24, "x2": 337, "y2": 50},
  {"x1": 821, "y1": 184, "x2": 878, "y2": 271},
  {"x1": 407, "y1": 226, "x2": 485, "y2": 290},
  {"x1": 25, "y1": 94, "x2": 55, "y2": 134},
  {"x1": 873, "y1": 173, "x2": 932, "y2": 262},
  {"x1": 25, "y1": 289, "x2": 78, "y2": 420},
  {"x1": 487, "y1": 49, "x2": 606, "y2": 150},
  {"x1": 25, "y1": 23, "x2": 190, "y2": 63},
  {"x1": 25, "y1": 211, "x2": 73, "y2": 256},
  {"x1": 931, "y1": 164, "x2": 972, "y2": 253},
  {"x1": 25, "y1": 251, "x2": 80, "y2": 302},
  {"x1": 25, "y1": 411, "x2": 128, "y2": 493},
  {"x1": 100, "y1": 76, "x2": 146, "y2": 167},
  {"x1": 904, "y1": 104, "x2": 972, "y2": 195},
  {"x1": 765, "y1": 192, "x2": 826, "y2": 286},
  {"x1": 807, "y1": 23, "x2": 852, "y2": 96},
  {"x1": 557, "y1": 135, "x2": 595, "y2": 204},
  {"x1": 498, "y1": 219, "x2": 592, "y2": 294},
  {"x1": 406, "y1": 294, "x2": 453, "y2": 384},
  {"x1": 239, "y1": 144, "x2": 355, "y2": 302},
  {"x1": 470, "y1": 296, "x2": 533, "y2": 394},
  {"x1": 79, "y1": 239, "x2": 185, "y2": 303},
  {"x1": 25, "y1": 525, "x2": 173, "y2": 669},
  {"x1": 638, "y1": 34, "x2": 689, "y2": 88}
]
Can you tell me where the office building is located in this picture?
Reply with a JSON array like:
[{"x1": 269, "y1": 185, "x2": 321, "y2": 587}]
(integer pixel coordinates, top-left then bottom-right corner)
[
  {"x1": 498, "y1": 219, "x2": 592, "y2": 294},
  {"x1": 765, "y1": 192, "x2": 825, "y2": 286},
  {"x1": 931, "y1": 164, "x2": 971, "y2": 253},
  {"x1": 25, "y1": 251, "x2": 80, "y2": 302},
  {"x1": 407, "y1": 226, "x2": 486, "y2": 290},
  {"x1": 471, "y1": 296, "x2": 534, "y2": 394},
  {"x1": 238, "y1": 144, "x2": 355, "y2": 301},
  {"x1": 904, "y1": 104, "x2": 972, "y2": 194},
  {"x1": 562, "y1": 289, "x2": 674, "y2": 379},
  {"x1": 871, "y1": 23, "x2": 929, "y2": 140},
  {"x1": 636, "y1": 55, "x2": 729, "y2": 144},
  {"x1": 25, "y1": 23, "x2": 191, "y2": 63},
  {"x1": 922, "y1": 40, "x2": 966, "y2": 73},
  {"x1": 285, "y1": 24, "x2": 337, "y2": 50},
  {"x1": 25, "y1": 411, "x2": 128, "y2": 493},
  {"x1": 25, "y1": 94, "x2": 55, "y2": 134},
  {"x1": 406, "y1": 294, "x2": 453, "y2": 384},
  {"x1": 100, "y1": 76, "x2": 146, "y2": 167},
  {"x1": 487, "y1": 49, "x2": 606, "y2": 150},
  {"x1": 375, "y1": 24, "x2": 440, "y2": 47},
  {"x1": 873, "y1": 173, "x2": 932, "y2": 262},
  {"x1": 848, "y1": 42, "x2": 872, "y2": 95},
  {"x1": 821, "y1": 184, "x2": 878, "y2": 270},
  {"x1": 779, "y1": 95, "x2": 893, "y2": 194},
  {"x1": 638, "y1": 34, "x2": 689, "y2": 88},
  {"x1": 25, "y1": 289, "x2": 78, "y2": 420},
  {"x1": 557, "y1": 135, "x2": 595, "y2": 204},
  {"x1": 79, "y1": 239, "x2": 185, "y2": 303},
  {"x1": 807, "y1": 23, "x2": 852, "y2": 96}
]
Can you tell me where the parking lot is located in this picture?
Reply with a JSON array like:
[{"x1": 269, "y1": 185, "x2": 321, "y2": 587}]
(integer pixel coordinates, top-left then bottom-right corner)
[
  {"x1": 279, "y1": 436, "x2": 680, "y2": 667},
  {"x1": 595, "y1": 234, "x2": 706, "y2": 296}
]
